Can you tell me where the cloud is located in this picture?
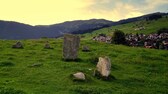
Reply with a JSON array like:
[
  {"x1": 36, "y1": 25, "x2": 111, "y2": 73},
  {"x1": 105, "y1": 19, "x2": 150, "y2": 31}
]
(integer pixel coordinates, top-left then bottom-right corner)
[
  {"x1": 143, "y1": 0, "x2": 168, "y2": 12},
  {"x1": 83, "y1": 0, "x2": 168, "y2": 21},
  {"x1": 83, "y1": 0, "x2": 144, "y2": 21}
]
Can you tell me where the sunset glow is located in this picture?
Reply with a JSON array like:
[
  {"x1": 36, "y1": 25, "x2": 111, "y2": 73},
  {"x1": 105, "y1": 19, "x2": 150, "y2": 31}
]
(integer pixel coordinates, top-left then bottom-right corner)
[{"x1": 0, "y1": 0, "x2": 167, "y2": 25}]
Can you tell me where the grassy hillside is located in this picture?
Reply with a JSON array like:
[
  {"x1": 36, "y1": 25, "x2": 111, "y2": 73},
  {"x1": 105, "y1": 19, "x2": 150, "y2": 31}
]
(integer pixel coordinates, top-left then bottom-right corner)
[
  {"x1": 83, "y1": 17, "x2": 168, "y2": 39},
  {"x1": 0, "y1": 38, "x2": 168, "y2": 94}
]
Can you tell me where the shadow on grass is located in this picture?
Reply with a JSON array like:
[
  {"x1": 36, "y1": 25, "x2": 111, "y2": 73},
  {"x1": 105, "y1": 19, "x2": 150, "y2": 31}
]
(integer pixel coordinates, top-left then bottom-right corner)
[
  {"x1": 94, "y1": 70, "x2": 116, "y2": 81},
  {"x1": 0, "y1": 61, "x2": 14, "y2": 67},
  {"x1": 62, "y1": 58, "x2": 83, "y2": 62}
]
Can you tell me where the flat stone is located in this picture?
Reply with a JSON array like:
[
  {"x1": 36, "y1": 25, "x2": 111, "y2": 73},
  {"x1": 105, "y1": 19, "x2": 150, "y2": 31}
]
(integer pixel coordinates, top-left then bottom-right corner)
[
  {"x1": 12, "y1": 42, "x2": 23, "y2": 48},
  {"x1": 28, "y1": 63, "x2": 43, "y2": 67},
  {"x1": 73, "y1": 72, "x2": 85, "y2": 80}
]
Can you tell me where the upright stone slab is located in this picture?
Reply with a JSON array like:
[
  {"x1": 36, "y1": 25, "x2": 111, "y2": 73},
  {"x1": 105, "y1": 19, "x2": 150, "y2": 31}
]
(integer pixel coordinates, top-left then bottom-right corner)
[
  {"x1": 63, "y1": 34, "x2": 80, "y2": 60},
  {"x1": 96, "y1": 56, "x2": 111, "y2": 77}
]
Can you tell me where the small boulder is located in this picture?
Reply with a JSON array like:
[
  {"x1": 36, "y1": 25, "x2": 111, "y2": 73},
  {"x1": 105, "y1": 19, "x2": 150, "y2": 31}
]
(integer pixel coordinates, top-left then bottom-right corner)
[
  {"x1": 95, "y1": 57, "x2": 111, "y2": 78},
  {"x1": 44, "y1": 41, "x2": 53, "y2": 49},
  {"x1": 12, "y1": 42, "x2": 23, "y2": 49},
  {"x1": 73, "y1": 72, "x2": 85, "y2": 81},
  {"x1": 82, "y1": 46, "x2": 90, "y2": 52},
  {"x1": 28, "y1": 63, "x2": 43, "y2": 67}
]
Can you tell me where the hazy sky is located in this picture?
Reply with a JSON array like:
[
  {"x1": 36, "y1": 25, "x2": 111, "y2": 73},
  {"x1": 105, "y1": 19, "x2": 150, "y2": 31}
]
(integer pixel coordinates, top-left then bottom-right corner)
[{"x1": 0, "y1": 0, "x2": 167, "y2": 25}]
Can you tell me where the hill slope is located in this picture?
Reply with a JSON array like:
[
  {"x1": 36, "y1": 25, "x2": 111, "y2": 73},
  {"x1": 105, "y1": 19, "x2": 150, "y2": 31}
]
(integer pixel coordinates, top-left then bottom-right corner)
[{"x1": 83, "y1": 16, "x2": 168, "y2": 39}]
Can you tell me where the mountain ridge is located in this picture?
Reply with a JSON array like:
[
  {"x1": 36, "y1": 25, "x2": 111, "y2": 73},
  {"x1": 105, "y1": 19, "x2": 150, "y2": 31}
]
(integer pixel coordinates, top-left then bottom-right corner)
[
  {"x1": 0, "y1": 12, "x2": 167, "y2": 40},
  {"x1": 0, "y1": 19, "x2": 114, "y2": 39}
]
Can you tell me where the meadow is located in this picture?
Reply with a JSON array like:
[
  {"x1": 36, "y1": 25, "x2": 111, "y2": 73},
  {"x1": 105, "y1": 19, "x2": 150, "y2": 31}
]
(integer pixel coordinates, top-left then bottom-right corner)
[{"x1": 0, "y1": 38, "x2": 168, "y2": 94}]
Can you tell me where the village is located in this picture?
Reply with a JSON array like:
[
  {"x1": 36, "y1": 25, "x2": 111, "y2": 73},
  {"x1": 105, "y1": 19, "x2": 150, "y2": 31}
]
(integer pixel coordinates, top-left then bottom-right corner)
[{"x1": 92, "y1": 32, "x2": 168, "y2": 50}]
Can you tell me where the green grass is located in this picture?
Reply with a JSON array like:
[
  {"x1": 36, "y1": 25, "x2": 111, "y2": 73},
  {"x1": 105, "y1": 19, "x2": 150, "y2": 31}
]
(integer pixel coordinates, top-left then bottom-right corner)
[
  {"x1": 0, "y1": 38, "x2": 168, "y2": 94},
  {"x1": 83, "y1": 17, "x2": 168, "y2": 39}
]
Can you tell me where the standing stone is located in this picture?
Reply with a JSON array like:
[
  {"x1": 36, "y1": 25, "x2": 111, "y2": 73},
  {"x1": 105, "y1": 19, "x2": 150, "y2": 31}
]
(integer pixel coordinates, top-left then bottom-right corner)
[
  {"x1": 63, "y1": 34, "x2": 80, "y2": 60},
  {"x1": 96, "y1": 56, "x2": 111, "y2": 77}
]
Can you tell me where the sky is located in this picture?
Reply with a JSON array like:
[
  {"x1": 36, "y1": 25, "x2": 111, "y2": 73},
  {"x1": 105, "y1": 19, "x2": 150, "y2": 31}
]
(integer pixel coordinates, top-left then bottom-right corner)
[{"x1": 0, "y1": 0, "x2": 167, "y2": 25}]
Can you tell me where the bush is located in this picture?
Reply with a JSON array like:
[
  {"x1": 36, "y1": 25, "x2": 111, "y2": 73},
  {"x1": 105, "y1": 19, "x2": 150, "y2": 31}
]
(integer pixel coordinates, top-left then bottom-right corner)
[
  {"x1": 146, "y1": 14, "x2": 162, "y2": 21},
  {"x1": 157, "y1": 28, "x2": 168, "y2": 34},
  {"x1": 112, "y1": 30, "x2": 126, "y2": 44}
]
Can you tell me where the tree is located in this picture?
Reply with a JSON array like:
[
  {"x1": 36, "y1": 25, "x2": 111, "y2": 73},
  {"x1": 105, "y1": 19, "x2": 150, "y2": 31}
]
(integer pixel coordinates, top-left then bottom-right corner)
[
  {"x1": 146, "y1": 14, "x2": 162, "y2": 21},
  {"x1": 112, "y1": 30, "x2": 126, "y2": 44}
]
